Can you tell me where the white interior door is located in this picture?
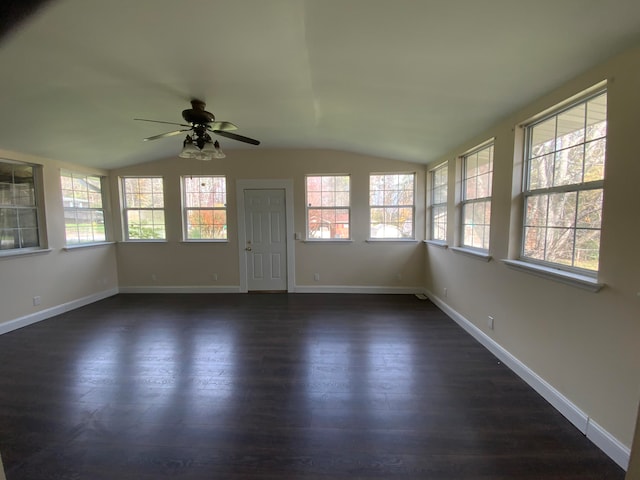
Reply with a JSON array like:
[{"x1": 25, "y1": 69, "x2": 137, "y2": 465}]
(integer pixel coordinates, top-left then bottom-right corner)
[{"x1": 243, "y1": 189, "x2": 287, "y2": 291}]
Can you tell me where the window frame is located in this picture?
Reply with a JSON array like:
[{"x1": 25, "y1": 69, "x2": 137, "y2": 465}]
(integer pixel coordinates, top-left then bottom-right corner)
[
  {"x1": 460, "y1": 141, "x2": 494, "y2": 252},
  {"x1": 369, "y1": 172, "x2": 416, "y2": 240},
  {"x1": 60, "y1": 170, "x2": 108, "y2": 246},
  {"x1": 305, "y1": 174, "x2": 351, "y2": 241},
  {"x1": 0, "y1": 159, "x2": 46, "y2": 255},
  {"x1": 520, "y1": 88, "x2": 607, "y2": 276},
  {"x1": 428, "y1": 162, "x2": 448, "y2": 242},
  {"x1": 121, "y1": 176, "x2": 166, "y2": 241},
  {"x1": 181, "y1": 175, "x2": 228, "y2": 242}
]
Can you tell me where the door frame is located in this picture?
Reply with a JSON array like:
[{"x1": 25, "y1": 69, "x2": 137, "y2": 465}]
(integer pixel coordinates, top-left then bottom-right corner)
[{"x1": 236, "y1": 179, "x2": 295, "y2": 293}]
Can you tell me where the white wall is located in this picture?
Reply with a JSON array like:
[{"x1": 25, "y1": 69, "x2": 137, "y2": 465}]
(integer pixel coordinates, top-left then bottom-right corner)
[
  {"x1": 0, "y1": 149, "x2": 118, "y2": 330},
  {"x1": 424, "y1": 45, "x2": 640, "y2": 455},
  {"x1": 110, "y1": 149, "x2": 426, "y2": 292}
]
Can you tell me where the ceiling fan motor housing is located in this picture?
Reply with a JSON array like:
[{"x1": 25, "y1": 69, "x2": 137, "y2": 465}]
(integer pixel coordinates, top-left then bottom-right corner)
[{"x1": 182, "y1": 99, "x2": 215, "y2": 125}]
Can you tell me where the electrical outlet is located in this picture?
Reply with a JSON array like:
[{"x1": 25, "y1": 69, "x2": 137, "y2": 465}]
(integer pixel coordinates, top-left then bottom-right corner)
[
  {"x1": 151, "y1": 274, "x2": 157, "y2": 281},
  {"x1": 488, "y1": 315, "x2": 494, "y2": 330},
  {"x1": 443, "y1": 288, "x2": 448, "y2": 298},
  {"x1": 212, "y1": 273, "x2": 218, "y2": 281},
  {"x1": 33, "y1": 296, "x2": 41, "y2": 306},
  {"x1": 314, "y1": 273, "x2": 320, "y2": 282}
]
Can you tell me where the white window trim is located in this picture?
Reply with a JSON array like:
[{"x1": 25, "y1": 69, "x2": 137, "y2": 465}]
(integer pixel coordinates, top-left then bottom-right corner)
[
  {"x1": 121, "y1": 176, "x2": 166, "y2": 241},
  {"x1": 60, "y1": 170, "x2": 108, "y2": 246},
  {"x1": 305, "y1": 174, "x2": 351, "y2": 241},
  {"x1": 369, "y1": 172, "x2": 416, "y2": 240},
  {"x1": 519, "y1": 87, "x2": 607, "y2": 275},
  {"x1": 428, "y1": 162, "x2": 448, "y2": 243},
  {"x1": 0, "y1": 158, "x2": 46, "y2": 253},
  {"x1": 181, "y1": 175, "x2": 228, "y2": 242},
  {"x1": 459, "y1": 141, "x2": 494, "y2": 252},
  {"x1": 502, "y1": 259, "x2": 603, "y2": 292}
]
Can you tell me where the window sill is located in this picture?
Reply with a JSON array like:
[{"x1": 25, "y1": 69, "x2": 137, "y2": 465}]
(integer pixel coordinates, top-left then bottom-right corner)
[
  {"x1": 180, "y1": 240, "x2": 229, "y2": 244},
  {"x1": 501, "y1": 259, "x2": 603, "y2": 292},
  {"x1": 303, "y1": 239, "x2": 353, "y2": 244},
  {"x1": 424, "y1": 240, "x2": 448, "y2": 249},
  {"x1": 366, "y1": 239, "x2": 418, "y2": 243},
  {"x1": 63, "y1": 242, "x2": 115, "y2": 251},
  {"x1": 450, "y1": 246, "x2": 492, "y2": 261},
  {"x1": 0, "y1": 248, "x2": 52, "y2": 260},
  {"x1": 118, "y1": 240, "x2": 168, "y2": 244}
]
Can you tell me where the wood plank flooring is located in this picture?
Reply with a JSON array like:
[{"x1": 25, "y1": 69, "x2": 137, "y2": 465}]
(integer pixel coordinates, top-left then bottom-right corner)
[{"x1": 0, "y1": 294, "x2": 625, "y2": 479}]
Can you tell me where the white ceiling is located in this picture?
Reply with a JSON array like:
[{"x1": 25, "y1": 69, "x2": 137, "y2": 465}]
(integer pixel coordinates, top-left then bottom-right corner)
[{"x1": 1, "y1": 0, "x2": 639, "y2": 169}]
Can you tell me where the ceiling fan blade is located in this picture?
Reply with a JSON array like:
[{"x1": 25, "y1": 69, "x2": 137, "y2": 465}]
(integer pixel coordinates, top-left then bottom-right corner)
[
  {"x1": 144, "y1": 129, "x2": 190, "y2": 141},
  {"x1": 208, "y1": 121, "x2": 238, "y2": 131},
  {"x1": 135, "y1": 118, "x2": 191, "y2": 128},
  {"x1": 213, "y1": 130, "x2": 260, "y2": 145}
]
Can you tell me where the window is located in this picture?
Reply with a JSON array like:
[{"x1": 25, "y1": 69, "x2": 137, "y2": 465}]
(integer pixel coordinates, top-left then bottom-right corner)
[
  {"x1": 369, "y1": 173, "x2": 415, "y2": 239},
  {"x1": 0, "y1": 160, "x2": 42, "y2": 251},
  {"x1": 122, "y1": 177, "x2": 165, "y2": 240},
  {"x1": 522, "y1": 89, "x2": 606, "y2": 273},
  {"x1": 306, "y1": 175, "x2": 350, "y2": 239},
  {"x1": 461, "y1": 143, "x2": 494, "y2": 250},
  {"x1": 429, "y1": 162, "x2": 448, "y2": 241},
  {"x1": 60, "y1": 171, "x2": 106, "y2": 245},
  {"x1": 182, "y1": 175, "x2": 227, "y2": 240}
]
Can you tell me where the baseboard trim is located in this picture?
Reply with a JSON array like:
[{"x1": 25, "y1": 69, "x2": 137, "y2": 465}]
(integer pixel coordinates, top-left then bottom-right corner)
[
  {"x1": 0, "y1": 288, "x2": 119, "y2": 336},
  {"x1": 424, "y1": 289, "x2": 629, "y2": 470},
  {"x1": 295, "y1": 285, "x2": 424, "y2": 294},
  {"x1": 118, "y1": 285, "x2": 242, "y2": 294},
  {"x1": 586, "y1": 418, "x2": 631, "y2": 470}
]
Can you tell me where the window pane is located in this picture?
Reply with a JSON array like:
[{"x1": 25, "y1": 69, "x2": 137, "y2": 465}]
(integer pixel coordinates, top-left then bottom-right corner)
[
  {"x1": 63, "y1": 171, "x2": 106, "y2": 245},
  {"x1": 574, "y1": 228, "x2": 600, "y2": 271},
  {"x1": 547, "y1": 192, "x2": 576, "y2": 228},
  {"x1": 18, "y1": 209, "x2": 38, "y2": 228},
  {"x1": 306, "y1": 175, "x2": 351, "y2": 239},
  {"x1": 523, "y1": 226, "x2": 546, "y2": 260},
  {"x1": 531, "y1": 117, "x2": 556, "y2": 158},
  {"x1": 586, "y1": 93, "x2": 607, "y2": 141},
  {"x1": 576, "y1": 189, "x2": 603, "y2": 229},
  {"x1": 556, "y1": 103, "x2": 585, "y2": 150},
  {"x1": 182, "y1": 176, "x2": 227, "y2": 240},
  {"x1": 545, "y1": 228, "x2": 574, "y2": 266},
  {"x1": 525, "y1": 195, "x2": 548, "y2": 227},
  {"x1": 584, "y1": 139, "x2": 606, "y2": 182},
  {"x1": 20, "y1": 228, "x2": 39, "y2": 248},
  {"x1": 528, "y1": 154, "x2": 554, "y2": 190},
  {"x1": 0, "y1": 161, "x2": 41, "y2": 251},
  {"x1": 553, "y1": 145, "x2": 584, "y2": 186},
  {"x1": 0, "y1": 229, "x2": 17, "y2": 249},
  {"x1": 523, "y1": 90, "x2": 607, "y2": 272},
  {"x1": 0, "y1": 208, "x2": 18, "y2": 228},
  {"x1": 462, "y1": 144, "x2": 493, "y2": 250}
]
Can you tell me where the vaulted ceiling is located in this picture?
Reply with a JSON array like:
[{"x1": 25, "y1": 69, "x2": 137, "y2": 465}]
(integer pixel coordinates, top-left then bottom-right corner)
[{"x1": 1, "y1": 0, "x2": 639, "y2": 169}]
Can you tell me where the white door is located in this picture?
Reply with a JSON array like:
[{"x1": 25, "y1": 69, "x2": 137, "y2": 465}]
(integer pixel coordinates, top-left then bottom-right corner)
[{"x1": 243, "y1": 189, "x2": 287, "y2": 291}]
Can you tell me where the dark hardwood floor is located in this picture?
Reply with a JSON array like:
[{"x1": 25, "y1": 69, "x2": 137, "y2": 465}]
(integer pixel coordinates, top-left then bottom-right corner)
[{"x1": 0, "y1": 294, "x2": 624, "y2": 479}]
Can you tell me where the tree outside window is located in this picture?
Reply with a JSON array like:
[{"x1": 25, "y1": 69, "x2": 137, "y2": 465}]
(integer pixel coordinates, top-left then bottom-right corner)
[
  {"x1": 183, "y1": 176, "x2": 227, "y2": 240},
  {"x1": 122, "y1": 177, "x2": 165, "y2": 240},
  {"x1": 369, "y1": 173, "x2": 415, "y2": 239},
  {"x1": 523, "y1": 90, "x2": 606, "y2": 272},
  {"x1": 306, "y1": 175, "x2": 350, "y2": 240}
]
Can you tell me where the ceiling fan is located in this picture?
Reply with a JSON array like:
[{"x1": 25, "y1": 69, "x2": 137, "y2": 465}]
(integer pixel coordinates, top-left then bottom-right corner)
[{"x1": 135, "y1": 99, "x2": 260, "y2": 160}]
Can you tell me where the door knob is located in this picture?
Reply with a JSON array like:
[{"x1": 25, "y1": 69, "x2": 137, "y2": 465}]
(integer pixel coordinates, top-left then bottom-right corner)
[{"x1": 245, "y1": 246, "x2": 252, "y2": 251}]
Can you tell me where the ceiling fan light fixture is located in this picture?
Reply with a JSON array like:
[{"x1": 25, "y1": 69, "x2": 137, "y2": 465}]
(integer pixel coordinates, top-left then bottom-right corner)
[
  {"x1": 213, "y1": 140, "x2": 226, "y2": 159},
  {"x1": 179, "y1": 135, "x2": 200, "y2": 158}
]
